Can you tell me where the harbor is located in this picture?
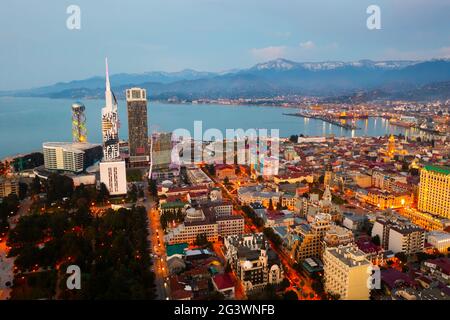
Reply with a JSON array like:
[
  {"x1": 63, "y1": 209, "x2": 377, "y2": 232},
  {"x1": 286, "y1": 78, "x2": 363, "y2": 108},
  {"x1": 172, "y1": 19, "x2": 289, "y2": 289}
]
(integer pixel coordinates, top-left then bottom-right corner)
[{"x1": 283, "y1": 112, "x2": 361, "y2": 130}]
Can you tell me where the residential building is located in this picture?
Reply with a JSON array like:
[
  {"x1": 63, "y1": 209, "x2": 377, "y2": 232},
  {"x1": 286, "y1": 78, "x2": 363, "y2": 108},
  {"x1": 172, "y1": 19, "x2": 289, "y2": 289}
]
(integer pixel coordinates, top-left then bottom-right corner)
[
  {"x1": 372, "y1": 216, "x2": 425, "y2": 255},
  {"x1": 324, "y1": 225, "x2": 355, "y2": 248},
  {"x1": 323, "y1": 244, "x2": 371, "y2": 300},
  {"x1": 126, "y1": 88, "x2": 149, "y2": 167},
  {"x1": 0, "y1": 177, "x2": 19, "y2": 198},
  {"x1": 288, "y1": 213, "x2": 332, "y2": 262}
]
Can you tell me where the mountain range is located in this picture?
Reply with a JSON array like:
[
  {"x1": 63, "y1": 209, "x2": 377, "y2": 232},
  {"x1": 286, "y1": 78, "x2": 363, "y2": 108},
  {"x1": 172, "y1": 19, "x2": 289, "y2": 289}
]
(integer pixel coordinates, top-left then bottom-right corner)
[{"x1": 3, "y1": 58, "x2": 450, "y2": 102}]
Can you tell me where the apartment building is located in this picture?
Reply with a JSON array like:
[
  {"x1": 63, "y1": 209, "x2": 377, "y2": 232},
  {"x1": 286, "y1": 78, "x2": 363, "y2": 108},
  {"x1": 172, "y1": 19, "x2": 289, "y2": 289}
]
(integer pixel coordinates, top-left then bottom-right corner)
[
  {"x1": 323, "y1": 244, "x2": 371, "y2": 300},
  {"x1": 372, "y1": 216, "x2": 425, "y2": 255},
  {"x1": 0, "y1": 177, "x2": 19, "y2": 198}
]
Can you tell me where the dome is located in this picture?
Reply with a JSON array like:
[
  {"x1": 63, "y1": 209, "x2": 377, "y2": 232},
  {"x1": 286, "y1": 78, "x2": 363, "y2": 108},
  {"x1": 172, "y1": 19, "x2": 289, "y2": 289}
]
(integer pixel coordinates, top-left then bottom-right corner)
[{"x1": 185, "y1": 208, "x2": 204, "y2": 222}]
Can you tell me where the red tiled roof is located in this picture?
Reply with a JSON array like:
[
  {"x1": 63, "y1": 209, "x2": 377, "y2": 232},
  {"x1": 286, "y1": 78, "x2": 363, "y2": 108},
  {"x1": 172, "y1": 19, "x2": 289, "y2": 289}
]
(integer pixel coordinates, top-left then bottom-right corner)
[
  {"x1": 212, "y1": 273, "x2": 235, "y2": 290},
  {"x1": 426, "y1": 258, "x2": 450, "y2": 275}
]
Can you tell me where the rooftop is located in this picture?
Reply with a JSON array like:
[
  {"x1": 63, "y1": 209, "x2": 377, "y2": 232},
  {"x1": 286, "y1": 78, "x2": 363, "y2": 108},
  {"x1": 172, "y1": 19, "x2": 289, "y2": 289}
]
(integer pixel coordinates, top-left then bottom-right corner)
[{"x1": 423, "y1": 165, "x2": 450, "y2": 175}]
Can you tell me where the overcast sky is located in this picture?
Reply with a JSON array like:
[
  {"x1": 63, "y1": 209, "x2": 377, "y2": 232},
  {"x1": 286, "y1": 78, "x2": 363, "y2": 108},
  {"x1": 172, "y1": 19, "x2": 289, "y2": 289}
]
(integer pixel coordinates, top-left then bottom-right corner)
[{"x1": 1, "y1": 0, "x2": 450, "y2": 90}]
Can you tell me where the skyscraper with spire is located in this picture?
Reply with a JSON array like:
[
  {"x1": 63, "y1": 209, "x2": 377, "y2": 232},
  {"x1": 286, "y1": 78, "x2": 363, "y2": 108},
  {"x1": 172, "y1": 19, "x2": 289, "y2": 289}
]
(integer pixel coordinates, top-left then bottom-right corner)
[
  {"x1": 101, "y1": 58, "x2": 120, "y2": 161},
  {"x1": 99, "y1": 58, "x2": 127, "y2": 195}
]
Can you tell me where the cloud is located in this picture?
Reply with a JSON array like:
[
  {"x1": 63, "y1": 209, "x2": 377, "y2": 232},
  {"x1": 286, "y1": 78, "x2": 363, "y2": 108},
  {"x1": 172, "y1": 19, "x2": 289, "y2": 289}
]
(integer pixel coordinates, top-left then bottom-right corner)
[
  {"x1": 250, "y1": 46, "x2": 287, "y2": 61},
  {"x1": 299, "y1": 41, "x2": 315, "y2": 49}
]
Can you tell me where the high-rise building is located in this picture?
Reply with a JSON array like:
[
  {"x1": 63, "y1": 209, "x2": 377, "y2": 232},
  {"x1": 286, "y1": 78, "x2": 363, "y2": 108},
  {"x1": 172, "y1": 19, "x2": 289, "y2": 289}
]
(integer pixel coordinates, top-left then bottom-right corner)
[
  {"x1": 71, "y1": 102, "x2": 87, "y2": 143},
  {"x1": 43, "y1": 142, "x2": 102, "y2": 173},
  {"x1": 101, "y1": 58, "x2": 120, "y2": 161},
  {"x1": 99, "y1": 58, "x2": 127, "y2": 196},
  {"x1": 418, "y1": 165, "x2": 450, "y2": 218},
  {"x1": 151, "y1": 132, "x2": 173, "y2": 170},
  {"x1": 126, "y1": 88, "x2": 149, "y2": 167},
  {"x1": 323, "y1": 244, "x2": 371, "y2": 300}
]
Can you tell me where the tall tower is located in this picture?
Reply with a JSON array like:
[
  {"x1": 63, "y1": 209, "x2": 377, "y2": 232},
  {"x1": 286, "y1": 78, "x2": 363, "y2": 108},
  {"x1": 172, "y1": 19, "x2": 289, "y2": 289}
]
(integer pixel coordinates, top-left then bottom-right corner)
[
  {"x1": 324, "y1": 163, "x2": 333, "y2": 188},
  {"x1": 387, "y1": 134, "x2": 396, "y2": 157},
  {"x1": 126, "y1": 88, "x2": 149, "y2": 167},
  {"x1": 71, "y1": 102, "x2": 87, "y2": 142},
  {"x1": 99, "y1": 58, "x2": 127, "y2": 196},
  {"x1": 101, "y1": 58, "x2": 120, "y2": 161}
]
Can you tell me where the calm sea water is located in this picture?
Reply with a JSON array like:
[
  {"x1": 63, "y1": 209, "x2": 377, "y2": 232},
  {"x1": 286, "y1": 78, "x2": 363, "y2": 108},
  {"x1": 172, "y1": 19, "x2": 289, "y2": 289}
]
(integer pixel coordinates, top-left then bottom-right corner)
[{"x1": 0, "y1": 97, "x2": 418, "y2": 159}]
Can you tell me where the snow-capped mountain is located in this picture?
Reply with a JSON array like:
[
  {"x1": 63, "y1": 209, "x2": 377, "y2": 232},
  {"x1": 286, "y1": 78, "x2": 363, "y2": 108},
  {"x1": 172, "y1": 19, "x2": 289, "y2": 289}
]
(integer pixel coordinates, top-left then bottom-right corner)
[
  {"x1": 249, "y1": 58, "x2": 419, "y2": 72},
  {"x1": 4, "y1": 58, "x2": 450, "y2": 101}
]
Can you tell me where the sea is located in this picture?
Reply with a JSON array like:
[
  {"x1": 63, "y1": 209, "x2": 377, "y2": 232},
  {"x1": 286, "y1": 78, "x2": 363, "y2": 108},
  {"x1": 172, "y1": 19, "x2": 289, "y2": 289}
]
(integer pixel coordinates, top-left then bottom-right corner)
[{"x1": 0, "y1": 96, "x2": 420, "y2": 159}]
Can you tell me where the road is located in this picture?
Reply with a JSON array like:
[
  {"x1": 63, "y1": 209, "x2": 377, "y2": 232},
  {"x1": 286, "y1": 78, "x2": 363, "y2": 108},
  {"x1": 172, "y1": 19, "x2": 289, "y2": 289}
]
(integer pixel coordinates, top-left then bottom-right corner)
[
  {"x1": 142, "y1": 180, "x2": 170, "y2": 300},
  {"x1": 0, "y1": 196, "x2": 33, "y2": 300}
]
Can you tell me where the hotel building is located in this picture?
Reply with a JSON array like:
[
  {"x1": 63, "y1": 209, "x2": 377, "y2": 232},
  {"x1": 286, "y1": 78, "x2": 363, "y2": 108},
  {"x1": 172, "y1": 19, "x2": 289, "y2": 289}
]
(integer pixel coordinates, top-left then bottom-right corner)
[
  {"x1": 43, "y1": 142, "x2": 102, "y2": 173},
  {"x1": 418, "y1": 165, "x2": 450, "y2": 219}
]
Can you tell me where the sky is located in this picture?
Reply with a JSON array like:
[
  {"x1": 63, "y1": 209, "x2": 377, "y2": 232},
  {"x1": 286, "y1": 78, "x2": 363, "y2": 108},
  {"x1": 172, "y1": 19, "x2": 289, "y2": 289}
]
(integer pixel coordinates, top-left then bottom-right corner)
[{"x1": 1, "y1": 0, "x2": 450, "y2": 90}]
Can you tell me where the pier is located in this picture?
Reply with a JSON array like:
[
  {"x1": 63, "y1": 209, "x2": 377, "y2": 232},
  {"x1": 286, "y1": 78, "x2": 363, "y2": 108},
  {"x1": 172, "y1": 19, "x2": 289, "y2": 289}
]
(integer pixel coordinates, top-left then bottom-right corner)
[{"x1": 283, "y1": 112, "x2": 360, "y2": 130}]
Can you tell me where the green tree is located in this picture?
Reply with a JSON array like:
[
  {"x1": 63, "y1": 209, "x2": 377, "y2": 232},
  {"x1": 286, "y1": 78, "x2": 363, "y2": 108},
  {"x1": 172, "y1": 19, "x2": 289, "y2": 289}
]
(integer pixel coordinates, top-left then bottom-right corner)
[
  {"x1": 371, "y1": 235, "x2": 381, "y2": 246},
  {"x1": 283, "y1": 290, "x2": 298, "y2": 300}
]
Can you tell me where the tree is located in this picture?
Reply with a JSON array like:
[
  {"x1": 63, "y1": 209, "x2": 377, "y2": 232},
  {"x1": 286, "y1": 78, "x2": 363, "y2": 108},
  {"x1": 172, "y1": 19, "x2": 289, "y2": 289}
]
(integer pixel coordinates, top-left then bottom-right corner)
[
  {"x1": 268, "y1": 199, "x2": 274, "y2": 211},
  {"x1": 289, "y1": 135, "x2": 298, "y2": 143},
  {"x1": 30, "y1": 176, "x2": 41, "y2": 195},
  {"x1": 148, "y1": 179, "x2": 157, "y2": 197},
  {"x1": 395, "y1": 252, "x2": 408, "y2": 264},
  {"x1": 194, "y1": 233, "x2": 209, "y2": 247},
  {"x1": 371, "y1": 235, "x2": 381, "y2": 246},
  {"x1": 283, "y1": 290, "x2": 298, "y2": 300},
  {"x1": 97, "y1": 183, "x2": 110, "y2": 203},
  {"x1": 19, "y1": 182, "x2": 28, "y2": 200},
  {"x1": 45, "y1": 174, "x2": 74, "y2": 204},
  {"x1": 279, "y1": 278, "x2": 290, "y2": 291},
  {"x1": 127, "y1": 184, "x2": 138, "y2": 203}
]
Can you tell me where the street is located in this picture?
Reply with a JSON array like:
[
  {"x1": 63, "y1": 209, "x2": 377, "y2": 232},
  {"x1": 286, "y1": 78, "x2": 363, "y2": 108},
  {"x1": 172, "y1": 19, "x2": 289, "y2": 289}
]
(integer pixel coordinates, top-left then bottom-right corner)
[{"x1": 143, "y1": 180, "x2": 170, "y2": 300}]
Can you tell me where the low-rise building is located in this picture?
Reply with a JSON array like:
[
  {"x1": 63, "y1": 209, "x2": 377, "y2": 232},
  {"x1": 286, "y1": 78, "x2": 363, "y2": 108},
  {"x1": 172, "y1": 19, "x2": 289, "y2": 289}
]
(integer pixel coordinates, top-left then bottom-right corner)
[
  {"x1": 224, "y1": 233, "x2": 284, "y2": 294},
  {"x1": 427, "y1": 231, "x2": 450, "y2": 253},
  {"x1": 0, "y1": 177, "x2": 19, "y2": 198},
  {"x1": 165, "y1": 202, "x2": 244, "y2": 244},
  {"x1": 324, "y1": 225, "x2": 355, "y2": 248}
]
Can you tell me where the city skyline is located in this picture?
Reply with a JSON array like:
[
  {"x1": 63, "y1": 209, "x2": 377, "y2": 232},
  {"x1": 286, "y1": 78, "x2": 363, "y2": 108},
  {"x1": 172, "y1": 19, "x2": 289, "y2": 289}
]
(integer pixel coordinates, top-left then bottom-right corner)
[{"x1": 1, "y1": 0, "x2": 450, "y2": 306}]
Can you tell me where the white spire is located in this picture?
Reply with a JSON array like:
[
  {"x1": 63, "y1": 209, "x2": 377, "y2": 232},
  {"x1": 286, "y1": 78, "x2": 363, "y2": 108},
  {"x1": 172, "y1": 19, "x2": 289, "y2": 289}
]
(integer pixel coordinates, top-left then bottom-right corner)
[{"x1": 105, "y1": 57, "x2": 113, "y2": 110}]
